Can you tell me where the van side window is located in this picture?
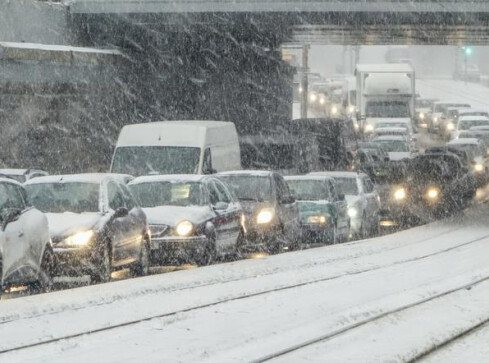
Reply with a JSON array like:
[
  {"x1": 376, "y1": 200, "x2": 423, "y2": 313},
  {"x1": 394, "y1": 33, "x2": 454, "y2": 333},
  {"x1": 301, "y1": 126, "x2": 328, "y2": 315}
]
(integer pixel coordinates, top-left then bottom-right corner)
[
  {"x1": 108, "y1": 182, "x2": 126, "y2": 211},
  {"x1": 203, "y1": 148, "x2": 213, "y2": 174},
  {"x1": 213, "y1": 180, "x2": 231, "y2": 203}
]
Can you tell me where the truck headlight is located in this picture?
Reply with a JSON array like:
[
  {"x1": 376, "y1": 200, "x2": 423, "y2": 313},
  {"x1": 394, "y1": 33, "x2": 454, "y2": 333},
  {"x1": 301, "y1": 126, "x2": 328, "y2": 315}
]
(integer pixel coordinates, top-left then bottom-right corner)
[
  {"x1": 256, "y1": 208, "x2": 275, "y2": 224},
  {"x1": 331, "y1": 106, "x2": 338, "y2": 115},
  {"x1": 474, "y1": 163, "x2": 484, "y2": 172},
  {"x1": 307, "y1": 215, "x2": 327, "y2": 224},
  {"x1": 446, "y1": 122, "x2": 455, "y2": 131},
  {"x1": 365, "y1": 124, "x2": 374, "y2": 133},
  {"x1": 419, "y1": 112, "x2": 425, "y2": 120},
  {"x1": 393, "y1": 187, "x2": 407, "y2": 200},
  {"x1": 63, "y1": 230, "x2": 95, "y2": 247},
  {"x1": 310, "y1": 94, "x2": 317, "y2": 103},
  {"x1": 347, "y1": 207, "x2": 358, "y2": 218},
  {"x1": 176, "y1": 221, "x2": 193, "y2": 236}
]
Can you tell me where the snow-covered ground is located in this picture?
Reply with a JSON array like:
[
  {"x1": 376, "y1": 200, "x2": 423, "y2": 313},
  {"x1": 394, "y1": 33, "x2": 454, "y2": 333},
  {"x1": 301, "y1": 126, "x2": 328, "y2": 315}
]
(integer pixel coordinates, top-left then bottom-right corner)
[{"x1": 1, "y1": 202, "x2": 489, "y2": 362}]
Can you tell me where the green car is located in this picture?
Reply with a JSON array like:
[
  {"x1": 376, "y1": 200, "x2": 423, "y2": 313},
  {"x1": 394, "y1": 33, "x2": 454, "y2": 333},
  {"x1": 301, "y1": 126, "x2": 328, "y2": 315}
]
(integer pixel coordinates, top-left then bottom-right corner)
[{"x1": 285, "y1": 175, "x2": 350, "y2": 244}]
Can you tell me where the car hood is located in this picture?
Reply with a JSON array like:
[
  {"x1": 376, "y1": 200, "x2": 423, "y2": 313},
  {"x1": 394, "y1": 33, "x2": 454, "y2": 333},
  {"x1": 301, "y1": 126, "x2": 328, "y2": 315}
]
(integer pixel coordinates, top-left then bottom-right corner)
[
  {"x1": 46, "y1": 212, "x2": 103, "y2": 240},
  {"x1": 388, "y1": 152, "x2": 412, "y2": 161},
  {"x1": 297, "y1": 200, "x2": 333, "y2": 213},
  {"x1": 142, "y1": 205, "x2": 212, "y2": 226},
  {"x1": 239, "y1": 201, "x2": 273, "y2": 216}
]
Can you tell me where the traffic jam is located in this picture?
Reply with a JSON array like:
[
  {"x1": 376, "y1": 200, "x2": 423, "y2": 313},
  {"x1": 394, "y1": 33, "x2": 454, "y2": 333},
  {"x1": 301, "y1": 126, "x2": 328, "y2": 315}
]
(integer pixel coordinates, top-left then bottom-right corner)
[{"x1": 1, "y1": 61, "x2": 489, "y2": 298}]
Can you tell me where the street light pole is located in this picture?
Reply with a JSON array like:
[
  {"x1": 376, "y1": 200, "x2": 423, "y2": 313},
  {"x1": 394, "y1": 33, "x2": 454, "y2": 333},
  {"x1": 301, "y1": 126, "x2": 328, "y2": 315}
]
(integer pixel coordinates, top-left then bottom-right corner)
[
  {"x1": 300, "y1": 44, "x2": 309, "y2": 119},
  {"x1": 464, "y1": 50, "x2": 467, "y2": 85}
]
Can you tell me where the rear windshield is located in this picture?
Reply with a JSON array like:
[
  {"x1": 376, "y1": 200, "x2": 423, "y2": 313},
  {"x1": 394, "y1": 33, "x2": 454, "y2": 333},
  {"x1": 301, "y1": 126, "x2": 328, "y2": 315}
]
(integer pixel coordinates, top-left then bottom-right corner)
[
  {"x1": 130, "y1": 181, "x2": 205, "y2": 207},
  {"x1": 332, "y1": 177, "x2": 358, "y2": 195},
  {"x1": 218, "y1": 175, "x2": 272, "y2": 202},
  {"x1": 285, "y1": 180, "x2": 330, "y2": 201},
  {"x1": 458, "y1": 119, "x2": 489, "y2": 130}
]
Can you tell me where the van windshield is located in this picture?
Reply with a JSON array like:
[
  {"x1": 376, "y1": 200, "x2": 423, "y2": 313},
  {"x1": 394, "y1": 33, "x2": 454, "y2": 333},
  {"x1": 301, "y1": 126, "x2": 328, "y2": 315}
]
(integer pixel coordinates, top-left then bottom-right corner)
[{"x1": 111, "y1": 146, "x2": 201, "y2": 176}]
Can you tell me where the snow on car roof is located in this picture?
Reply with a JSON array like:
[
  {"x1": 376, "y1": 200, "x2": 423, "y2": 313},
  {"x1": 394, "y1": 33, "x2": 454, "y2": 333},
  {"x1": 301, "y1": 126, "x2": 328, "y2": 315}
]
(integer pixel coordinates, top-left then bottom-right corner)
[
  {"x1": 458, "y1": 108, "x2": 489, "y2": 115},
  {"x1": 372, "y1": 135, "x2": 407, "y2": 141},
  {"x1": 0, "y1": 168, "x2": 37, "y2": 175},
  {"x1": 373, "y1": 127, "x2": 408, "y2": 132},
  {"x1": 355, "y1": 64, "x2": 413, "y2": 73},
  {"x1": 129, "y1": 174, "x2": 206, "y2": 184},
  {"x1": 458, "y1": 115, "x2": 489, "y2": 122},
  {"x1": 284, "y1": 175, "x2": 333, "y2": 182},
  {"x1": 470, "y1": 125, "x2": 489, "y2": 131},
  {"x1": 217, "y1": 170, "x2": 274, "y2": 177},
  {"x1": 308, "y1": 171, "x2": 366, "y2": 179},
  {"x1": 448, "y1": 138, "x2": 481, "y2": 145},
  {"x1": 25, "y1": 173, "x2": 115, "y2": 185}
]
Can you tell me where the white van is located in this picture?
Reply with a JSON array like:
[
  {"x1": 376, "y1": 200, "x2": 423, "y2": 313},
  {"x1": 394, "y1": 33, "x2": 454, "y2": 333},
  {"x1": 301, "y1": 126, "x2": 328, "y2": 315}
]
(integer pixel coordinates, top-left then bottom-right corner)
[{"x1": 110, "y1": 121, "x2": 241, "y2": 176}]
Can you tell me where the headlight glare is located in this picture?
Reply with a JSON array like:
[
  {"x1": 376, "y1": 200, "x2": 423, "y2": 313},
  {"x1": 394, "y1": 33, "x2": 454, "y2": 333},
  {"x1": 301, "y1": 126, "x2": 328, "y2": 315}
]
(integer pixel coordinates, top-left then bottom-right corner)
[
  {"x1": 331, "y1": 106, "x2": 338, "y2": 114},
  {"x1": 176, "y1": 220, "x2": 193, "y2": 236},
  {"x1": 256, "y1": 208, "x2": 275, "y2": 224},
  {"x1": 63, "y1": 230, "x2": 94, "y2": 247},
  {"x1": 419, "y1": 112, "x2": 425, "y2": 119},
  {"x1": 347, "y1": 207, "x2": 358, "y2": 218},
  {"x1": 365, "y1": 124, "x2": 374, "y2": 133},
  {"x1": 394, "y1": 187, "x2": 407, "y2": 200},
  {"x1": 426, "y1": 187, "x2": 441, "y2": 200},
  {"x1": 446, "y1": 122, "x2": 455, "y2": 131},
  {"x1": 474, "y1": 163, "x2": 484, "y2": 172}
]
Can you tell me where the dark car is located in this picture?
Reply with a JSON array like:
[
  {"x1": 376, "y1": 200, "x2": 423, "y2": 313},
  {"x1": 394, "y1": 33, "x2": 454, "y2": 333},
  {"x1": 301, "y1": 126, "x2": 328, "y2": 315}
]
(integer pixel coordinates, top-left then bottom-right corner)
[
  {"x1": 217, "y1": 171, "x2": 301, "y2": 254},
  {"x1": 357, "y1": 142, "x2": 390, "y2": 182},
  {"x1": 129, "y1": 175, "x2": 243, "y2": 265},
  {"x1": 393, "y1": 153, "x2": 476, "y2": 221},
  {"x1": 25, "y1": 174, "x2": 150, "y2": 283}
]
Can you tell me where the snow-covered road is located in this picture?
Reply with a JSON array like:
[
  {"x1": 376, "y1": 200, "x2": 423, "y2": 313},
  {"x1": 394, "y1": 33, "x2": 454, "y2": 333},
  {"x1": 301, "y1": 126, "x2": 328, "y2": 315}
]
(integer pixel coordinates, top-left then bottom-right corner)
[
  {"x1": 2, "y1": 79, "x2": 489, "y2": 361},
  {"x1": 1, "y1": 203, "x2": 489, "y2": 362}
]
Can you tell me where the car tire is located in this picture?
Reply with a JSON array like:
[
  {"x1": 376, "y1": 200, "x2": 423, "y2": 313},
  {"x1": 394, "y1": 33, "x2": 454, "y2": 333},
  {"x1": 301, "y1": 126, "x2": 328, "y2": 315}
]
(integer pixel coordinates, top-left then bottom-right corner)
[
  {"x1": 130, "y1": 237, "x2": 150, "y2": 277},
  {"x1": 91, "y1": 243, "x2": 112, "y2": 284},
  {"x1": 29, "y1": 244, "x2": 54, "y2": 294}
]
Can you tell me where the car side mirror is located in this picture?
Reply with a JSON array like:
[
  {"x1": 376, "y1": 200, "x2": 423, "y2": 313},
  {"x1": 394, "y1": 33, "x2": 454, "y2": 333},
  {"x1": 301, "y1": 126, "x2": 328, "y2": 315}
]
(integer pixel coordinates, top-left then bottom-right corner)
[
  {"x1": 213, "y1": 201, "x2": 229, "y2": 211},
  {"x1": 384, "y1": 156, "x2": 390, "y2": 162},
  {"x1": 1, "y1": 208, "x2": 22, "y2": 231},
  {"x1": 114, "y1": 207, "x2": 129, "y2": 218},
  {"x1": 338, "y1": 193, "x2": 345, "y2": 201}
]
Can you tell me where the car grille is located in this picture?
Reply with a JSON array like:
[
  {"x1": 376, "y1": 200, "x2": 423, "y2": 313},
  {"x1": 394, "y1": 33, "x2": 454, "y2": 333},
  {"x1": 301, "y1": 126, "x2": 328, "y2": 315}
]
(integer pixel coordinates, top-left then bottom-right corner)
[{"x1": 149, "y1": 224, "x2": 170, "y2": 238}]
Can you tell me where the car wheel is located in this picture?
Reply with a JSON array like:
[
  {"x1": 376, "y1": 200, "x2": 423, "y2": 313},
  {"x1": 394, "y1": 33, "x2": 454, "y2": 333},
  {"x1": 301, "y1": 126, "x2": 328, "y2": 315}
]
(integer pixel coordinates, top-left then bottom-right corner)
[
  {"x1": 29, "y1": 244, "x2": 54, "y2": 294},
  {"x1": 130, "y1": 238, "x2": 150, "y2": 277},
  {"x1": 91, "y1": 243, "x2": 112, "y2": 283},
  {"x1": 201, "y1": 235, "x2": 217, "y2": 266}
]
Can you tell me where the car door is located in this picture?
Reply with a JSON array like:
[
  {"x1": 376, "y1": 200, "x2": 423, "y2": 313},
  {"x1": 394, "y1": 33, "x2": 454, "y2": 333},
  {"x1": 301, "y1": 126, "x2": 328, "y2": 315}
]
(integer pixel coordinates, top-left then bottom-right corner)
[
  {"x1": 328, "y1": 180, "x2": 348, "y2": 231},
  {"x1": 119, "y1": 182, "x2": 147, "y2": 257},
  {"x1": 0, "y1": 182, "x2": 47, "y2": 285},
  {"x1": 106, "y1": 181, "x2": 138, "y2": 267},
  {"x1": 362, "y1": 176, "x2": 380, "y2": 224},
  {"x1": 205, "y1": 179, "x2": 229, "y2": 250},
  {"x1": 273, "y1": 174, "x2": 300, "y2": 243}
]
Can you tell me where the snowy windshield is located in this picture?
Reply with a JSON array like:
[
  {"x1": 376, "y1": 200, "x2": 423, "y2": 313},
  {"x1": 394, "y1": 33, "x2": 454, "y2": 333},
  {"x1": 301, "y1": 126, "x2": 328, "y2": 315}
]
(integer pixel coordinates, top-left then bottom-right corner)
[
  {"x1": 448, "y1": 143, "x2": 484, "y2": 158},
  {"x1": 374, "y1": 140, "x2": 410, "y2": 152},
  {"x1": 332, "y1": 177, "x2": 358, "y2": 195},
  {"x1": 129, "y1": 182, "x2": 205, "y2": 207},
  {"x1": 218, "y1": 175, "x2": 272, "y2": 202},
  {"x1": 458, "y1": 119, "x2": 489, "y2": 130},
  {"x1": 285, "y1": 180, "x2": 330, "y2": 201},
  {"x1": 366, "y1": 101, "x2": 410, "y2": 117},
  {"x1": 111, "y1": 146, "x2": 200, "y2": 176},
  {"x1": 25, "y1": 182, "x2": 100, "y2": 213}
]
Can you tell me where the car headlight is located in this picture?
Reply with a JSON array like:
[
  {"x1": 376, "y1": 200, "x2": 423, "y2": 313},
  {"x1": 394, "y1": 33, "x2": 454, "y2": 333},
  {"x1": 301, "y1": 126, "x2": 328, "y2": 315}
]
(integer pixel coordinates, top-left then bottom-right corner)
[
  {"x1": 393, "y1": 187, "x2": 407, "y2": 200},
  {"x1": 349, "y1": 106, "x2": 355, "y2": 113},
  {"x1": 426, "y1": 186, "x2": 441, "y2": 200},
  {"x1": 319, "y1": 97, "x2": 325, "y2": 105},
  {"x1": 307, "y1": 215, "x2": 328, "y2": 224},
  {"x1": 446, "y1": 122, "x2": 455, "y2": 131},
  {"x1": 310, "y1": 94, "x2": 317, "y2": 102},
  {"x1": 331, "y1": 106, "x2": 338, "y2": 114},
  {"x1": 365, "y1": 124, "x2": 374, "y2": 133},
  {"x1": 298, "y1": 86, "x2": 303, "y2": 93},
  {"x1": 433, "y1": 117, "x2": 438, "y2": 123},
  {"x1": 474, "y1": 163, "x2": 484, "y2": 172},
  {"x1": 419, "y1": 112, "x2": 425, "y2": 119},
  {"x1": 63, "y1": 230, "x2": 95, "y2": 247},
  {"x1": 256, "y1": 208, "x2": 275, "y2": 224},
  {"x1": 347, "y1": 207, "x2": 358, "y2": 218},
  {"x1": 176, "y1": 220, "x2": 193, "y2": 236}
]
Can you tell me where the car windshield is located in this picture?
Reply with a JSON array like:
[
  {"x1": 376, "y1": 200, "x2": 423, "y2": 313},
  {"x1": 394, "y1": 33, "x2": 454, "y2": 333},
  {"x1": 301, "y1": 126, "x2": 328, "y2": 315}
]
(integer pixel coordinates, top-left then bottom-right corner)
[
  {"x1": 25, "y1": 182, "x2": 100, "y2": 213},
  {"x1": 365, "y1": 101, "x2": 410, "y2": 117},
  {"x1": 111, "y1": 146, "x2": 201, "y2": 176},
  {"x1": 285, "y1": 180, "x2": 330, "y2": 201},
  {"x1": 218, "y1": 175, "x2": 272, "y2": 202},
  {"x1": 435, "y1": 103, "x2": 470, "y2": 112},
  {"x1": 373, "y1": 140, "x2": 409, "y2": 152},
  {"x1": 129, "y1": 181, "x2": 205, "y2": 207},
  {"x1": 458, "y1": 120, "x2": 489, "y2": 130},
  {"x1": 416, "y1": 99, "x2": 432, "y2": 108},
  {"x1": 332, "y1": 177, "x2": 359, "y2": 195},
  {"x1": 449, "y1": 143, "x2": 483, "y2": 158}
]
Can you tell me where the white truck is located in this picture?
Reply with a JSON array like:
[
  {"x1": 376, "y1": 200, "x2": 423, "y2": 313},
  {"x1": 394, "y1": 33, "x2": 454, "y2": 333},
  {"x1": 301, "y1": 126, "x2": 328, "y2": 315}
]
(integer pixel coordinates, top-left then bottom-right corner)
[{"x1": 355, "y1": 64, "x2": 415, "y2": 137}]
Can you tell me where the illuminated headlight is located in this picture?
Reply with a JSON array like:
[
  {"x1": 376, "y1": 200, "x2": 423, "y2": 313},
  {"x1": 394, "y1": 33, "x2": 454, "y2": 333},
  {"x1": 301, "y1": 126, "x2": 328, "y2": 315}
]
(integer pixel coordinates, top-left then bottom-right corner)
[
  {"x1": 176, "y1": 220, "x2": 193, "y2": 236},
  {"x1": 256, "y1": 208, "x2": 275, "y2": 224},
  {"x1": 419, "y1": 112, "x2": 425, "y2": 120},
  {"x1": 474, "y1": 163, "x2": 484, "y2": 172},
  {"x1": 331, "y1": 106, "x2": 338, "y2": 114},
  {"x1": 393, "y1": 187, "x2": 407, "y2": 200},
  {"x1": 426, "y1": 186, "x2": 441, "y2": 200},
  {"x1": 319, "y1": 97, "x2": 325, "y2": 105},
  {"x1": 446, "y1": 122, "x2": 455, "y2": 131},
  {"x1": 347, "y1": 207, "x2": 358, "y2": 218},
  {"x1": 299, "y1": 86, "x2": 303, "y2": 93},
  {"x1": 433, "y1": 117, "x2": 438, "y2": 124},
  {"x1": 307, "y1": 215, "x2": 328, "y2": 224},
  {"x1": 365, "y1": 124, "x2": 374, "y2": 133},
  {"x1": 310, "y1": 94, "x2": 317, "y2": 102},
  {"x1": 62, "y1": 230, "x2": 94, "y2": 247},
  {"x1": 354, "y1": 123, "x2": 359, "y2": 130},
  {"x1": 349, "y1": 106, "x2": 355, "y2": 113}
]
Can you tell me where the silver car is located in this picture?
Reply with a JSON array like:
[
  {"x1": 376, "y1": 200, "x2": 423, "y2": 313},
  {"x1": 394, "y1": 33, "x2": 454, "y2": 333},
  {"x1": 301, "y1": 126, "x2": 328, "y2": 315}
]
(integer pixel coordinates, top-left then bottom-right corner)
[{"x1": 0, "y1": 178, "x2": 53, "y2": 293}]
